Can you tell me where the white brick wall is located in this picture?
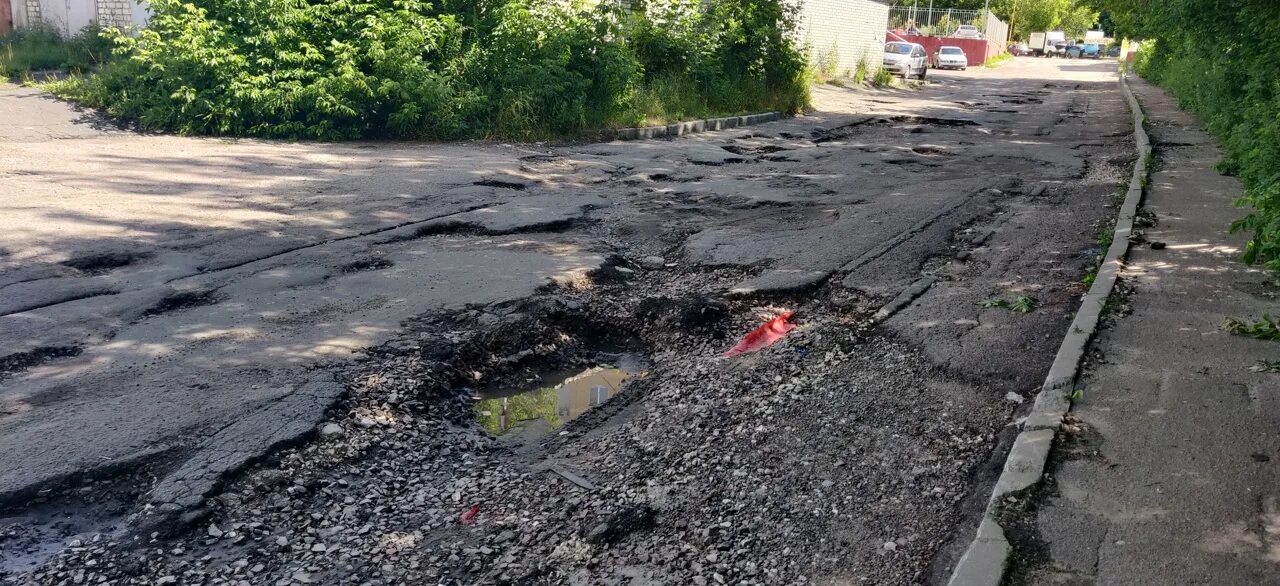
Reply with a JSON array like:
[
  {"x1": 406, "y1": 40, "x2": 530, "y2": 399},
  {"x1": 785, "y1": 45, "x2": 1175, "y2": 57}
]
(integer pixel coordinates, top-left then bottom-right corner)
[
  {"x1": 794, "y1": 0, "x2": 890, "y2": 76},
  {"x1": 10, "y1": 0, "x2": 148, "y2": 35}
]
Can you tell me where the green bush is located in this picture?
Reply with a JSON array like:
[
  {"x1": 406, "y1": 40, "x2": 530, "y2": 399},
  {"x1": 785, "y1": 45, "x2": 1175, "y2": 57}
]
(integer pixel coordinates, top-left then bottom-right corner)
[
  {"x1": 0, "y1": 25, "x2": 113, "y2": 77},
  {"x1": 872, "y1": 67, "x2": 895, "y2": 87},
  {"x1": 45, "y1": 0, "x2": 809, "y2": 140},
  {"x1": 1101, "y1": 0, "x2": 1280, "y2": 270}
]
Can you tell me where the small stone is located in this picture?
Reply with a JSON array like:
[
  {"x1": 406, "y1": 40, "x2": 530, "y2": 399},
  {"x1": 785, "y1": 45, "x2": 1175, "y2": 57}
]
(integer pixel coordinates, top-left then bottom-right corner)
[
  {"x1": 276, "y1": 536, "x2": 289, "y2": 547},
  {"x1": 156, "y1": 578, "x2": 177, "y2": 585},
  {"x1": 1150, "y1": 241, "x2": 1166, "y2": 250},
  {"x1": 883, "y1": 541, "x2": 897, "y2": 551},
  {"x1": 207, "y1": 524, "x2": 224, "y2": 538},
  {"x1": 319, "y1": 423, "x2": 344, "y2": 438},
  {"x1": 311, "y1": 543, "x2": 327, "y2": 552},
  {"x1": 639, "y1": 256, "x2": 666, "y2": 270},
  {"x1": 356, "y1": 417, "x2": 377, "y2": 428},
  {"x1": 1005, "y1": 392, "x2": 1025, "y2": 404}
]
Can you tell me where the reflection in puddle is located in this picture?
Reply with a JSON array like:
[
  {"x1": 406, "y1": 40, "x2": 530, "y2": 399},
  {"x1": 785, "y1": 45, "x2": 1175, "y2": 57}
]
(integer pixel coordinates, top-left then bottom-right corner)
[{"x1": 475, "y1": 357, "x2": 642, "y2": 436}]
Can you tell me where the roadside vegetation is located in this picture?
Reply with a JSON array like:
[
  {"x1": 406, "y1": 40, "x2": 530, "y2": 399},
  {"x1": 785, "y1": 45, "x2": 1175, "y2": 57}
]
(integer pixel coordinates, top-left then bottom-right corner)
[
  {"x1": 894, "y1": 0, "x2": 1097, "y2": 40},
  {"x1": 981, "y1": 295, "x2": 1038, "y2": 313},
  {"x1": 0, "y1": 26, "x2": 112, "y2": 78},
  {"x1": 982, "y1": 53, "x2": 1013, "y2": 68},
  {"x1": 41, "y1": 0, "x2": 808, "y2": 140},
  {"x1": 1087, "y1": 0, "x2": 1280, "y2": 272}
]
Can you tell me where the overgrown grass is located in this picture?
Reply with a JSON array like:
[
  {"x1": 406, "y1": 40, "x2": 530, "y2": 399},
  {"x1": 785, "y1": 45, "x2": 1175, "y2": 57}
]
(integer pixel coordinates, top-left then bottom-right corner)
[
  {"x1": 41, "y1": 0, "x2": 810, "y2": 140},
  {"x1": 983, "y1": 52, "x2": 1013, "y2": 68},
  {"x1": 871, "y1": 67, "x2": 895, "y2": 87},
  {"x1": 0, "y1": 26, "x2": 113, "y2": 77},
  {"x1": 853, "y1": 56, "x2": 870, "y2": 84}
]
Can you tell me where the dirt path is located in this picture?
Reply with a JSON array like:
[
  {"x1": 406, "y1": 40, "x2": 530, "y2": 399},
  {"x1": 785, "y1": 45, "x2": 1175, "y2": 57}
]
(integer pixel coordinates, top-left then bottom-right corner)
[{"x1": 1, "y1": 58, "x2": 1132, "y2": 584}]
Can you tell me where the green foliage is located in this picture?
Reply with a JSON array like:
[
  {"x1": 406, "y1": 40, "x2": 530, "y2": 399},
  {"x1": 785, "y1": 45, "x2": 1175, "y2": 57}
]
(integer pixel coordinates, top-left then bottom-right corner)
[
  {"x1": 45, "y1": 0, "x2": 809, "y2": 140},
  {"x1": 474, "y1": 389, "x2": 562, "y2": 435},
  {"x1": 853, "y1": 55, "x2": 870, "y2": 84},
  {"x1": 872, "y1": 67, "x2": 895, "y2": 87},
  {"x1": 0, "y1": 25, "x2": 113, "y2": 77},
  {"x1": 891, "y1": 0, "x2": 1097, "y2": 41},
  {"x1": 981, "y1": 296, "x2": 1038, "y2": 313},
  {"x1": 1097, "y1": 223, "x2": 1114, "y2": 250},
  {"x1": 983, "y1": 53, "x2": 1013, "y2": 68},
  {"x1": 1249, "y1": 360, "x2": 1280, "y2": 373},
  {"x1": 811, "y1": 43, "x2": 840, "y2": 84},
  {"x1": 1091, "y1": 0, "x2": 1280, "y2": 271},
  {"x1": 1223, "y1": 314, "x2": 1280, "y2": 341}
]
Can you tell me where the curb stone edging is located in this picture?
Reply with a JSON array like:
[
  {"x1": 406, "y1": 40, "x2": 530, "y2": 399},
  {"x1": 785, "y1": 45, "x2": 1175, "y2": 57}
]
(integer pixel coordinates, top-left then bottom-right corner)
[
  {"x1": 945, "y1": 71, "x2": 1152, "y2": 586},
  {"x1": 611, "y1": 112, "x2": 782, "y2": 140}
]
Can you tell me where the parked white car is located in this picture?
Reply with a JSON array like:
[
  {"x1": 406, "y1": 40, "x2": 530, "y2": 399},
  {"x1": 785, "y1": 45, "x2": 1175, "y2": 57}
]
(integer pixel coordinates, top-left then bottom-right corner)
[
  {"x1": 883, "y1": 42, "x2": 928, "y2": 79},
  {"x1": 953, "y1": 24, "x2": 984, "y2": 39},
  {"x1": 932, "y1": 46, "x2": 968, "y2": 70}
]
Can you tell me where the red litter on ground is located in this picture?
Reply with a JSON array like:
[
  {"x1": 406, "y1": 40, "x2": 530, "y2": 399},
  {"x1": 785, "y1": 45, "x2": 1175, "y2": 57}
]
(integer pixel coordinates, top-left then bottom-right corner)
[
  {"x1": 460, "y1": 504, "x2": 480, "y2": 525},
  {"x1": 723, "y1": 311, "x2": 797, "y2": 358}
]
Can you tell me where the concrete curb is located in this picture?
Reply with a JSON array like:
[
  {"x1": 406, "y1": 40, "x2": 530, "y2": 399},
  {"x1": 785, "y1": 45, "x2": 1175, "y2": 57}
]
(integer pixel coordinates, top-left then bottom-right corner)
[
  {"x1": 946, "y1": 71, "x2": 1152, "y2": 586},
  {"x1": 611, "y1": 112, "x2": 782, "y2": 140}
]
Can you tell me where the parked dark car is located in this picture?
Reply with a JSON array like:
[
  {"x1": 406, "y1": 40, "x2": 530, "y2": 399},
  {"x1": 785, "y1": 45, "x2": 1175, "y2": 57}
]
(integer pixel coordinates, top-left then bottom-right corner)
[{"x1": 1106, "y1": 45, "x2": 1122, "y2": 57}]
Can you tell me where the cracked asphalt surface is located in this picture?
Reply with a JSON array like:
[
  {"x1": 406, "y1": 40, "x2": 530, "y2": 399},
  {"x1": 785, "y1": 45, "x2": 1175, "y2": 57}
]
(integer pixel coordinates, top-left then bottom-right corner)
[{"x1": 1, "y1": 57, "x2": 1133, "y2": 584}]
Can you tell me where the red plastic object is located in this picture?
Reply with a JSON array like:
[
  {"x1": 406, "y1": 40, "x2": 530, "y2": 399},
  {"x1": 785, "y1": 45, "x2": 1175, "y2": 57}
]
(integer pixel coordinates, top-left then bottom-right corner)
[
  {"x1": 460, "y1": 505, "x2": 480, "y2": 525},
  {"x1": 723, "y1": 311, "x2": 797, "y2": 358}
]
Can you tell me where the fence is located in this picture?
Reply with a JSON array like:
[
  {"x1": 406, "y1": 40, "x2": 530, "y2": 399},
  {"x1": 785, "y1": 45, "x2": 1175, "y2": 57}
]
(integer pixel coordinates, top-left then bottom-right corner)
[{"x1": 888, "y1": 6, "x2": 1008, "y2": 45}]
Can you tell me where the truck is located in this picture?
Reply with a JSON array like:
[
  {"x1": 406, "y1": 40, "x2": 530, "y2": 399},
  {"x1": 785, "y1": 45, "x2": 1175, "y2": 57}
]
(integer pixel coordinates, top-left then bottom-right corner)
[{"x1": 1028, "y1": 31, "x2": 1067, "y2": 57}]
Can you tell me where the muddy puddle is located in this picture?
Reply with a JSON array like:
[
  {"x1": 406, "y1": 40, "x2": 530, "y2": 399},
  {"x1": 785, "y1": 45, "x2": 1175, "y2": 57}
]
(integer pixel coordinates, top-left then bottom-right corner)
[{"x1": 474, "y1": 353, "x2": 644, "y2": 438}]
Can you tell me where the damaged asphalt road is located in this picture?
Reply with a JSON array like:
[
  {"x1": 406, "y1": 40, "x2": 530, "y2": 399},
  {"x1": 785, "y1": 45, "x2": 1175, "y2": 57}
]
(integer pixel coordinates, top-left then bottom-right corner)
[{"x1": 1, "y1": 58, "x2": 1132, "y2": 584}]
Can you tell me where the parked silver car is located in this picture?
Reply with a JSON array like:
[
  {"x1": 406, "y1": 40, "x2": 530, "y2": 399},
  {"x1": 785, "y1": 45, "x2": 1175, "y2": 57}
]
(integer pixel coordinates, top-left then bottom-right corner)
[
  {"x1": 932, "y1": 46, "x2": 968, "y2": 70},
  {"x1": 883, "y1": 42, "x2": 928, "y2": 79},
  {"x1": 953, "y1": 24, "x2": 984, "y2": 39}
]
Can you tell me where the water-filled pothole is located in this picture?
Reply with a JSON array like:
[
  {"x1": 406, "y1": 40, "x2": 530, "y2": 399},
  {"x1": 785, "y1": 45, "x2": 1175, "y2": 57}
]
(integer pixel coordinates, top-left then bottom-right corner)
[{"x1": 474, "y1": 352, "x2": 645, "y2": 437}]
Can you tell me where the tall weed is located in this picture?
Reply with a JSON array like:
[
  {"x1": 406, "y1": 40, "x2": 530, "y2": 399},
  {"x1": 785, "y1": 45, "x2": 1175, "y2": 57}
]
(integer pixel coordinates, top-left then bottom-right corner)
[{"x1": 0, "y1": 25, "x2": 112, "y2": 77}]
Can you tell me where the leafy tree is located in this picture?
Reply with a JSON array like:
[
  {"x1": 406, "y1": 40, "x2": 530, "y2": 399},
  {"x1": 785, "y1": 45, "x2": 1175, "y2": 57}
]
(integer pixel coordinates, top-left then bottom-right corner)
[{"x1": 1091, "y1": 0, "x2": 1280, "y2": 269}]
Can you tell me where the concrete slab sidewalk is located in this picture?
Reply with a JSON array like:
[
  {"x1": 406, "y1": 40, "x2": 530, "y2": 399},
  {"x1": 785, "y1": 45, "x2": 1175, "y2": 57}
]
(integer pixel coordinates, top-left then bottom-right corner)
[{"x1": 1019, "y1": 76, "x2": 1280, "y2": 584}]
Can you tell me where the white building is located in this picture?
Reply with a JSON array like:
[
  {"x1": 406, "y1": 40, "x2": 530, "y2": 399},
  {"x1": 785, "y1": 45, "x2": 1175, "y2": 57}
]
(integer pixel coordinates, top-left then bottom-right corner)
[
  {"x1": 794, "y1": 0, "x2": 891, "y2": 75},
  {"x1": 9, "y1": 0, "x2": 148, "y2": 36}
]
